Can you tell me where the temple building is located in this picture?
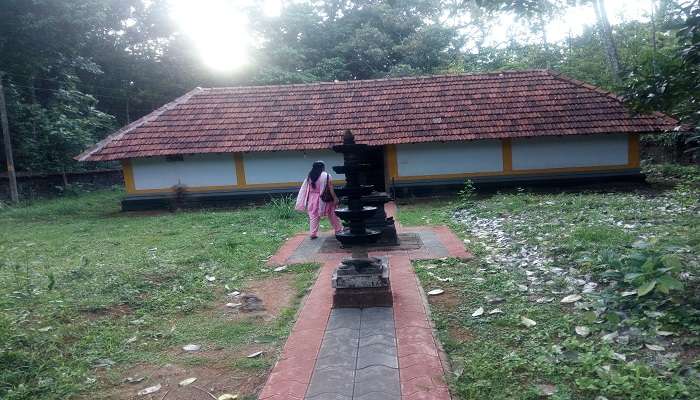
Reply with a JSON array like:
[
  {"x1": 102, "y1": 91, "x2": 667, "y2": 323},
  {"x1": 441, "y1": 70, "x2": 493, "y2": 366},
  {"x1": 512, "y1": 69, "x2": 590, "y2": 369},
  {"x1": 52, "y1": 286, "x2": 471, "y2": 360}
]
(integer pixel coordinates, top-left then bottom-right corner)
[{"x1": 76, "y1": 70, "x2": 677, "y2": 210}]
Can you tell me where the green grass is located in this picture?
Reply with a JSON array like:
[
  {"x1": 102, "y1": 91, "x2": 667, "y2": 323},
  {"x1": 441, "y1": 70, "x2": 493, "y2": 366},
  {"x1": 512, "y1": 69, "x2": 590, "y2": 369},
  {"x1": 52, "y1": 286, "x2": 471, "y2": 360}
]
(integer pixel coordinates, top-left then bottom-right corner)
[
  {"x1": 405, "y1": 166, "x2": 700, "y2": 400},
  {"x1": 0, "y1": 189, "x2": 316, "y2": 399}
]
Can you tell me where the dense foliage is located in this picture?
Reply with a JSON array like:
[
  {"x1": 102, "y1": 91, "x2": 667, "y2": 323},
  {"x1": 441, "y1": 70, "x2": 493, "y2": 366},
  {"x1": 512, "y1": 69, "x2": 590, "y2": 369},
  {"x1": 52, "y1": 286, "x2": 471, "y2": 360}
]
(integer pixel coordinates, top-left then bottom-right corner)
[{"x1": 0, "y1": 0, "x2": 697, "y2": 172}]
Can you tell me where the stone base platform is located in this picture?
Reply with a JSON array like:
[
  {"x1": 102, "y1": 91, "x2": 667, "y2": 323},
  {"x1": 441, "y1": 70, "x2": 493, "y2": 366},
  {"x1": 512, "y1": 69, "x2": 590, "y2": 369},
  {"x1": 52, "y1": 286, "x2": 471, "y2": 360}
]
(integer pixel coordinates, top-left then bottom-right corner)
[{"x1": 333, "y1": 285, "x2": 393, "y2": 308}]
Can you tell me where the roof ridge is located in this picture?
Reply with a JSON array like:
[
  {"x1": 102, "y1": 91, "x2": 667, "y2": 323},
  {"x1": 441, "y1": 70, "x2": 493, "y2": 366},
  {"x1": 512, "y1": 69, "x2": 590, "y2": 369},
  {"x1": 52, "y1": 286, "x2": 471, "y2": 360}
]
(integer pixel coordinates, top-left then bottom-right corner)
[
  {"x1": 203, "y1": 69, "x2": 550, "y2": 91},
  {"x1": 75, "y1": 87, "x2": 204, "y2": 161}
]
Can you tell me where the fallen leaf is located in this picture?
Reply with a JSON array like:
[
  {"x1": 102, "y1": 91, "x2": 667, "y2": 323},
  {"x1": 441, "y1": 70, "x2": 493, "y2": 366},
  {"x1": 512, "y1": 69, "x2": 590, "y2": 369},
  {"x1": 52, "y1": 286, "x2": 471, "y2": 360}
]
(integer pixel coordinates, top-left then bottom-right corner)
[
  {"x1": 575, "y1": 326, "x2": 590, "y2": 337},
  {"x1": 488, "y1": 308, "x2": 503, "y2": 315},
  {"x1": 656, "y1": 330, "x2": 674, "y2": 336},
  {"x1": 37, "y1": 326, "x2": 53, "y2": 332},
  {"x1": 472, "y1": 307, "x2": 484, "y2": 317},
  {"x1": 273, "y1": 266, "x2": 287, "y2": 272},
  {"x1": 521, "y1": 316, "x2": 536, "y2": 328},
  {"x1": 137, "y1": 384, "x2": 161, "y2": 396},
  {"x1": 427, "y1": 289, "x2": 444, "y2": 296},
  {"x1": 535, "y1": 297, "x2": 554, "y2": 304},
  {"x1": 621, "y1": 291, "x2": 637, "y2": 297},
  {"x1": 125, "y1": 376, "x2": 145, "y2": 384},
  {"x1": 205, "y1": 275, "x2": 216, "y2": 282},
  {"x1": 217, "y1": 395, "x2": 238, "y2": 400},
  {"x1": 645, "y1": 344, "x2": 665, "y2": 351},
  {"x1": 227, "y1": 291, "x2": 241, "y2": 297},
  {"x1": 612, "y1": 352, "x2": 626, "y2": 361},
  {"x1": 247, "y1": 351, "x2": 263, "y2": 358},
  {"x1": 179, "y1": 377, "x2": 197, "y2": 387},
  {"x1": 225, "y1": 303, "x2": 242, "y2": 308},
  {"x1": 126, "y1": 336, "x2": 137, "y2": 344},
  {"x1": 601, "y1": 332, "x2": 618, "y2": 342},
  {"x1": 560, "y1": 294, "x2": 582, "y2": 304},
  {"x1": 182, "y1": 344, "x2": 201, "y2": 352}
]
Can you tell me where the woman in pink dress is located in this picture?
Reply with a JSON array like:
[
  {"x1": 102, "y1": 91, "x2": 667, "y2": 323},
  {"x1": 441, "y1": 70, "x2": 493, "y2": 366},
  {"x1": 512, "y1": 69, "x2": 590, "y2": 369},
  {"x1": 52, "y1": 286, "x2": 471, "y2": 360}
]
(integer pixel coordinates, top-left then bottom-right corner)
[{"x1": 295, "y1": 161, "x2": 343, "y2": 239}]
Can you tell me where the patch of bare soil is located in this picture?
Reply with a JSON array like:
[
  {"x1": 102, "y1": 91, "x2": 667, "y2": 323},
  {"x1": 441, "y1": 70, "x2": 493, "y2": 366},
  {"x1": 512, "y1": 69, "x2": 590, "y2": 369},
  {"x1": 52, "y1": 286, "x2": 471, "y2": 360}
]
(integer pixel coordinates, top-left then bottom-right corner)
[
  {"x1": 81, "y1": 303, "x2": 133, "y2": 321},
  {"x1": 447, "y1": 324, "x2": 474, "y2": 343},
  {"x1": 99, "y1": 344, "x2": 275, "y2": 400},
  {"x1": 427, "y1": 289, "x2": 461, "y2": 311},
  {"x1": 218, "y1": 274, "x2": 297, "y2": 322}
]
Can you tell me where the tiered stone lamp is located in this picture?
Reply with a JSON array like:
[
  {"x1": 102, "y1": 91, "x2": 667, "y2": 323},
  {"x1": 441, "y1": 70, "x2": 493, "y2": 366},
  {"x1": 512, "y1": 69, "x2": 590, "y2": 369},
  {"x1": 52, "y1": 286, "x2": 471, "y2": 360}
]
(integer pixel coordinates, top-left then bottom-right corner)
[{"x1": 331, "y1": 130, "x2": 392, "y2": 308}]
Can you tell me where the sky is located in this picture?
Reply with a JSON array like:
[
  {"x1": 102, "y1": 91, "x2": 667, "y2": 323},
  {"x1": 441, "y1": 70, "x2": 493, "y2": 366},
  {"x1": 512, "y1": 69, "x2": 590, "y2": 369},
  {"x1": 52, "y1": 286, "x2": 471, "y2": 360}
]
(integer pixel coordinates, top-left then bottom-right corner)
[{"x1": 168, "y1": 0, "x2": 655, "y2": 72}]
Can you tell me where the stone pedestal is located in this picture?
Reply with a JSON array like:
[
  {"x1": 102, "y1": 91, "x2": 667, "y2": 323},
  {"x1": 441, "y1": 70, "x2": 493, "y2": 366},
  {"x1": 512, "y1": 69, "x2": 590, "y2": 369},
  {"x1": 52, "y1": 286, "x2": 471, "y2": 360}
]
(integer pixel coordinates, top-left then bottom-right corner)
[{"x1": 332, "y1": 256, "x2": 392, "y2": 308}]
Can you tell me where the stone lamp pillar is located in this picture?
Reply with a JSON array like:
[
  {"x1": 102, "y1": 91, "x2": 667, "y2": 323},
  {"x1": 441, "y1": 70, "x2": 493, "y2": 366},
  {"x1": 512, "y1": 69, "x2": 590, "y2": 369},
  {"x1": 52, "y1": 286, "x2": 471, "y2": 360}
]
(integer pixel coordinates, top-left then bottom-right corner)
[{"x1": 331, "y1": 130, "x2": 392, "y2": 308}]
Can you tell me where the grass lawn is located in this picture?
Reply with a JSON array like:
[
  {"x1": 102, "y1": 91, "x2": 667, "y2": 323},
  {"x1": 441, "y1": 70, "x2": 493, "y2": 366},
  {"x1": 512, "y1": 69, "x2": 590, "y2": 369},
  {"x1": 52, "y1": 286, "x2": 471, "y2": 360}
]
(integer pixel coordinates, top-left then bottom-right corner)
[
  {"x1": 400, "y1": 165, "x2": 700, "y2": 400},
  {"x1": 0, "y1": 190, "x2": 320, "y2": 399}
]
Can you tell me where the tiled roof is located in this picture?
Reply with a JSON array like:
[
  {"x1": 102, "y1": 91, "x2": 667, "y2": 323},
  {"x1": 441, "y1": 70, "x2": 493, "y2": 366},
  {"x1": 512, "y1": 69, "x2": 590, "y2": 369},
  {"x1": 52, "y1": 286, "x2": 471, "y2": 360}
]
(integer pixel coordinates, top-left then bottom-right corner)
[{"x1": 77, "y1": 70, "x2": 678, "y2": 161}]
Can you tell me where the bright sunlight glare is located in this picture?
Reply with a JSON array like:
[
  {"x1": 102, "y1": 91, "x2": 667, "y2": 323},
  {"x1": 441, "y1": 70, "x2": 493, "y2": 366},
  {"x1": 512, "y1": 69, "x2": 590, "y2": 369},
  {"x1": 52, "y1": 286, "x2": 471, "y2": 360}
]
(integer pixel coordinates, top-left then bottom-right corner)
[
  {"x1": 171, "y1": 0, "x2": 653, "y2": 71},
  {"x1": 169, "y1": 0, "x2": 281, "y2": 72}
]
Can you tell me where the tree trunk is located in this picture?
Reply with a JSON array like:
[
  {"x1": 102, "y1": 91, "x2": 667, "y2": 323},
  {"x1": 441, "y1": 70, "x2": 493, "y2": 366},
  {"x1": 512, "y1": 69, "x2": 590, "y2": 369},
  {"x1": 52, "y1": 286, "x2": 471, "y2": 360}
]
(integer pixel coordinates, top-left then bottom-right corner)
[{"x1": 593, "y1": 0, "x2": 622, "y2": 84}]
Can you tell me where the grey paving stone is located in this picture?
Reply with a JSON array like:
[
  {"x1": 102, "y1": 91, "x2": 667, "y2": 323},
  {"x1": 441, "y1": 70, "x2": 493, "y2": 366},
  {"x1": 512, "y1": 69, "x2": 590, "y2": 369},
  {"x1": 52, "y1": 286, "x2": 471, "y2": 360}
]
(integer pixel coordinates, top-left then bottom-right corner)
[
  {"x1": 307, "y1": 366, "x2": 355, "y2": 398},
  {"x1": 306, "y1": 392, "x2": 352, "y2": 400},
  {"x1": 357, "y1": 345, "x2": 398, "y2": 369},
  {"x1": 324, "y1": 327, "x2": 360, "y2": 340},
  {"x1": 360, "y1": 307, "x2": 393, "y2": 322},
  {"x1": 318, "y1": 336, "x2": 357, "y2": 359},
  {"x1": 359, "y1": 333, "x2": 396, "y2": 349},
  {"x1": 327, "y1": 308, "x2": 362, "y2": 331},
  {"x1": 354, "y1": 365, "x2": 400, "y2": 397},
  {"x1": 315, "y1": 351, "x2": 357, "y2": 370},
  {"x1": 354, "y1": 391, "x2": 401, "y2": 400},
  {"x1": 359, "y1": 319, "x2": 395, "y2": 337}
]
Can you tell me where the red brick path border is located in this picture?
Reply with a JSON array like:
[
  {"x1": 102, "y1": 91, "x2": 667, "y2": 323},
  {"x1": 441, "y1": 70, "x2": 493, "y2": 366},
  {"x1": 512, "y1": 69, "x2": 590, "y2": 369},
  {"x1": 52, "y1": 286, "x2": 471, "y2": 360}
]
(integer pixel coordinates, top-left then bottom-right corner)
[{"x1": 259, "y1": 203, "x2": 470, "y2": 399}]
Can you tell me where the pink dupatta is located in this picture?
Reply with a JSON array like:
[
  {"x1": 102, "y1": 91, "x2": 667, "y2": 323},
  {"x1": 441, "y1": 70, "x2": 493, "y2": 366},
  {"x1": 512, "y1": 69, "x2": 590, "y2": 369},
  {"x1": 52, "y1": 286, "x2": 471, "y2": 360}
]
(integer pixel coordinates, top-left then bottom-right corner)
[{"x1": 295, "y1": 171, "x2": 331, "y2": 213}]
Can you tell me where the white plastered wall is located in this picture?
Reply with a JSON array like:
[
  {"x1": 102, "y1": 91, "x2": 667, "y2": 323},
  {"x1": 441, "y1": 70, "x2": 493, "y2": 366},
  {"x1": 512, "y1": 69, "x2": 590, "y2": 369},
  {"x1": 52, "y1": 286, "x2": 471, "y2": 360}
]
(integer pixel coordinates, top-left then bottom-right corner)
[
  {"x1": 131, "y1": 154, "x2": 236, "y2": 190},
  {"x1": 243, "y1": 150, "x2": 345, "y2": 184},
  {"x1": 396, "y1": 140, "x2": 503, "y2": 176},
  {"x1": 511, "y1": 134, "x2": 629, "y2": 170}
]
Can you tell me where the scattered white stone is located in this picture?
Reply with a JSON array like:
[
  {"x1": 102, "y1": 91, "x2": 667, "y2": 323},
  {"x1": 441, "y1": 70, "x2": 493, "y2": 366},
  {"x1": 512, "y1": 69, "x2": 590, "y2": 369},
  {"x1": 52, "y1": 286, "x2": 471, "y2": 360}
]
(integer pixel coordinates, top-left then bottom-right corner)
[
  {"x1": 205, "y1": 275, "x2": 216, "y2": 282},
  {"x1": 227, "y1": 291, "x2": 241, "y2": 297},
  {"x1": 37, "y1": 326, "x2": 53, "y2": 332},
  {"x1": 575, "y1": 326, "x2": 590, "y2": 337},
  {"x1": 621, "y1": 291, "x2": 637, "y2": 297},
  {"x1": 427, "y1": 289, "x2": 444, "y2": 296},
  {"x1": 225, "y1": 303, "x2": 242, "y2": 308},
  {"x1": 137, "y1": 384, "x2": 161, "y2": 396},
  {"x1": 247, "y1": 351, "x2": 264, "y2": 358},
  {"x1": 645, "y1": 344, "x2": 665, "y2": 351},
  {"x1": 536, "y1": 384, "x2": 556, "y2": 396},
  {"x1": 472, "y1": 307, "x2": 484, "y2": 317},
  {"x1": 182, "y1": 344, "x2": 201, "y2": 352},
  {"x1": 179, "y1": 377, "x2": 197, "y2": 387},
  {"x1": 521, "y1": 316, "x2": 537, "y2": 328},
  {"x1": 217, "y1": 395, "x2": 238, "y2": 400},
  {"x1": 273, "y1": 266, "x2": 287, "y2": 272},
  {"x1": 582, "y1": 282, "x2": 598, "y2": 293},
  {"x1": 657, "y1": 330, "x2": 675, "y2": 337},
  {"x1": 612, "y1": 352, "x2": 626, "y2": 362},
  {"x1": 560, "y1": 294, "x2": 582, "y2": 304},
  {"x1": 488, "y1": 308, "x2": 503, "y2": 315},
  {"x1": 536, "y1": 297, "x2": 554, "y2": 304},
  {"x1": 601, "y1": 332, "x2": 618, "y2": 342},
  {"x1": 126, "y1": 336, "x2": 137, "y2": 344}
]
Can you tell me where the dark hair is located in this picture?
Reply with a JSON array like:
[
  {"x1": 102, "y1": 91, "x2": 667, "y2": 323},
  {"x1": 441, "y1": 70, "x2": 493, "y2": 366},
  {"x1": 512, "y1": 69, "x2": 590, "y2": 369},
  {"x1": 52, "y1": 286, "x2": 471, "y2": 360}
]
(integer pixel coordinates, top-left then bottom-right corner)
[{"x1": 307, "y1": 161, "x2": 325, "y2": 188}]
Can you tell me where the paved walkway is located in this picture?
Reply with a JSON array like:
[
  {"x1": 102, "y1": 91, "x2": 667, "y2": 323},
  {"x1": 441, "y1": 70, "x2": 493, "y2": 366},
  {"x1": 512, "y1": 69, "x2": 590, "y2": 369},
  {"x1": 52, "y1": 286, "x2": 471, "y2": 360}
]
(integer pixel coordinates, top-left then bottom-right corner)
[{"x1": 259, "y1": 204, "x2": 471, "y2": 400}]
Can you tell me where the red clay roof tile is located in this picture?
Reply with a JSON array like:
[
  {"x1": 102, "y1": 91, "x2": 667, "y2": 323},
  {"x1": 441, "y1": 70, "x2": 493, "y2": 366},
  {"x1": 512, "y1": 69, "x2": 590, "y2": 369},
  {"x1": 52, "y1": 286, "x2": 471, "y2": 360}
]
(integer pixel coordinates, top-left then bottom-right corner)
[{"x1": 76, "y1": 70, "x2": 678, "y2": 161}]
